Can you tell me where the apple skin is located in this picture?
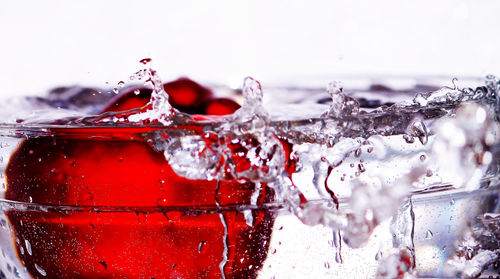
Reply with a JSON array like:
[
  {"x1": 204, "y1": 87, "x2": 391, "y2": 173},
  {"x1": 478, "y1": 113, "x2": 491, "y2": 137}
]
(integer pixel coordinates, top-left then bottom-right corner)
[
  {"x1": 103, "y1": 77, "x2": 240, "y2": 115},
  {"x1": 5, "y1": 79, "x2": 275, "y2": 279}
]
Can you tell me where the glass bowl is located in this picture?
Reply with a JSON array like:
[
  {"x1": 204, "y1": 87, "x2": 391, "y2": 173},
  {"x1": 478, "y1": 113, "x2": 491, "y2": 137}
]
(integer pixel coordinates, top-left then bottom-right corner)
[{"x1": 0, "y1": 75, "x2": 499, "y2": 278}]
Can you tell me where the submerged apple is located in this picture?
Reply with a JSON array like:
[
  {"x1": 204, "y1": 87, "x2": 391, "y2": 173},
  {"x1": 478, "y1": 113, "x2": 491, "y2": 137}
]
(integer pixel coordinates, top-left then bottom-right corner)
[{"x1": 5, "y1": 79, "x2": 277, "y2": 278}]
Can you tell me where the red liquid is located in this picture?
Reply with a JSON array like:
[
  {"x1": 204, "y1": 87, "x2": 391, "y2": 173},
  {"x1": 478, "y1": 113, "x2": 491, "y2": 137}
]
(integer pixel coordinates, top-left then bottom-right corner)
[{"x1": 5, "y1": 79, "x2": 275, "y2": 278}]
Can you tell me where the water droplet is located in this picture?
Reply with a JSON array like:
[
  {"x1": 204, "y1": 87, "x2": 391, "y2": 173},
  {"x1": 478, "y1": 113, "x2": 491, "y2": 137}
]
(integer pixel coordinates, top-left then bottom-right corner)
[
  {"x1": 358, "y1": 163, "x2": 365, "y2": 172},
  {"x1": 134, "y1": 89, "x2": 141, "y2": 95},
  {"x1": 112, "y1": 87, "x2": 119, "y2": 94},
  {"x1": 419, "y1": 154, "x2": 426, "y2": 161},
  {"x1": 156, "y1": 198, "x2": 168, "y2": 207},
  {"x1": 198, "y1": 241, "x2": 207, "y2": 254},
  {"x1": 25, "y1": 240, "x2": 32, "y2": 256},
  {"x1": 354, "y1": 148, "x2": 362, "y2": 157},
  {"x1": 411, "y1": 121, "x2": 429, "y2": 145},
  {"x1": 324, "y1": 262, "x2": 330, "y2": 269},
  {"x1": 139, "y1": 58, "x2": 152, "y2": 65},
  {"x1": 98, "y1": 261, "x2": 108, "y2": 270},
  {"x1": 450, "y1": 199, "x2": 455, "y2": 205},
  {"x1": 426, "y1": 230, "x2": 434, "y2": 239},
  {"x1": 35, "y1": 264, "x2": 46, "y2": 277},
  {"x1": 403, "y1": 134, "x2": 415, "y2": 144},
  {"x1": 117, "y1": 81, "x2": 125, "y2": 87}
]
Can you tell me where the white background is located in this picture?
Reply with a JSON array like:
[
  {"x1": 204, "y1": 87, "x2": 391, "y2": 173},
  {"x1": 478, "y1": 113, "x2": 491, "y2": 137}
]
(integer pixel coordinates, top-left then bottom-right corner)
[{"x1": 1, "y1": 0, "x2": 500, "y2": 98}]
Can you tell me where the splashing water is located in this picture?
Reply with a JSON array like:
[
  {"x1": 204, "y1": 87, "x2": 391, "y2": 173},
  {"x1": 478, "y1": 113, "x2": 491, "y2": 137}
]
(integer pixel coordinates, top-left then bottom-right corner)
[
  {"x1": 2, "y1": 66, "x2": 500, "y2": 278},
  {"x1": 162, "y1": 76, "x2": 286, "y2": 185},
  {"x1": 101, "y1": 73, "x2": 500, "y2": 277},
  {"x1": 126, "y1": 58, "x2": 176, "y2": 124}
]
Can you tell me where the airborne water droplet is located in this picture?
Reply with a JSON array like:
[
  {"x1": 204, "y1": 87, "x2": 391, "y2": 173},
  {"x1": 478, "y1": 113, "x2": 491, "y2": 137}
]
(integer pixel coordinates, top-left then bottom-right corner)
[{"x1": 139, "y1": 58, "x2": 152, "y2": 65}]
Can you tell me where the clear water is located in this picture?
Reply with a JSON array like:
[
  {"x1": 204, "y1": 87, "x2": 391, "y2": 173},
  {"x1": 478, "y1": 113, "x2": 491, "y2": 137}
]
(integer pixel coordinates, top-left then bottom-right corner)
[{"x1": 0, "y1": 62, "x2": 499, "y2": 278}]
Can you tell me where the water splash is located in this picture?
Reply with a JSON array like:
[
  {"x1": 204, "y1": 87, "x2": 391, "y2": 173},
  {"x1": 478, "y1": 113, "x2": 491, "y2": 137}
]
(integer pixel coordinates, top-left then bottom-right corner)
[
  {"x1": 4, "y1": 70, "x2": 500, "y2": 278},
  {"x1": 428, "y1": 103, "x2": 498, "y2": 190},
  {"x1": 375, "y1": 198, "x2": 416, "y2": 278},
  {"x1": 321, "y1": 81, "x2": 359, "y2": 118},
  {"x1": 126, "y1": 58, "x2": 175, "y2": 125},
  {"x1": 443, "y1": 212, "x2": 500, "y2": 277},
  {"x1": 162, "y1": 76, "x2": 286, "y2": 184}
]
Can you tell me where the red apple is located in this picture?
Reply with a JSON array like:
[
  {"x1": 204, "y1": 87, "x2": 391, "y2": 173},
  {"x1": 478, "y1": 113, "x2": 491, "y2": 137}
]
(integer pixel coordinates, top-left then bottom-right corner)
[
  {"x1": 5, "y1": 79, "x2": 277, "y2": 278},
  {"x1": 103, "y1": 78, "x2": 240, "y2": 115}
]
